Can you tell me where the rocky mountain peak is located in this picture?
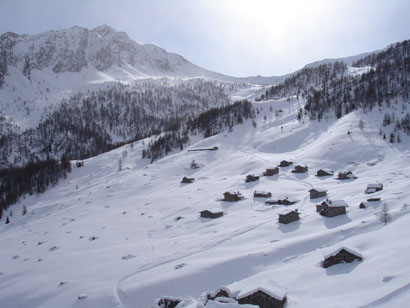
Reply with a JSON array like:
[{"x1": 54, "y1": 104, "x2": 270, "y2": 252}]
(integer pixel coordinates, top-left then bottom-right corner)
[{"x1": 0, "y1": 25, "x2": 216, "y2": 84}]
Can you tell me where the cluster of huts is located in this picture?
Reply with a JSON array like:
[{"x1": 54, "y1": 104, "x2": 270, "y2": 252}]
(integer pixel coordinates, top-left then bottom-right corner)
[
  {"x1": 154, "y1": 279, "x2": 288, "y2": 308},
  {"x1": 190, "y1": 159, "x2": 383, "y2": 225},
  {"x1": 160, "y1": 161, "x2": 377, "y2": 308},
  {"x1": 153, "y1": 244, "x2": 363, "y2": 308}
]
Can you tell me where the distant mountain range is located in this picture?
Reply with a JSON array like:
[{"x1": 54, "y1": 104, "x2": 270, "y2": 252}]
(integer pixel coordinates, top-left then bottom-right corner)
[{"x1": 0, "y1": 25, "x2": 284, "y2": 85}]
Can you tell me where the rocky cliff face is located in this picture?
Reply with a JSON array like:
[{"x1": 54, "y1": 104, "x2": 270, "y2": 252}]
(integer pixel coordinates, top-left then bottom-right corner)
[{"x1": 0, "y1": 25, "x2": 215, "y2": 83}]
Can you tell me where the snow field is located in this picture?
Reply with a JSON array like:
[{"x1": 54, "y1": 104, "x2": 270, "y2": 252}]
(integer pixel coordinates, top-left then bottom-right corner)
[{"x1": 1, "y1": 98, "x2": 410, "y2": 308}]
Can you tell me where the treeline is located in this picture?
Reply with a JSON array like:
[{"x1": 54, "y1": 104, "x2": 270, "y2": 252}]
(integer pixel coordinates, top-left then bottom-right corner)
[
  {"x1": 142, "y1": 100, "x2": 254, "y2": 161},
  {"x1": 304, "y1": 40, "x2": 409, "y2": 120},
  {"x1": 258, "y1": 61, "x2": 347, "y2": 100},
  {"x1": 0, "y1": 79, "x2": 231, "y2": 214},
  {"x1": 0, "y1": 80, "x2": 230, "y2": 168},
  {"x1": 0, "y1": 157, "x2": 72, "y2": 214}
]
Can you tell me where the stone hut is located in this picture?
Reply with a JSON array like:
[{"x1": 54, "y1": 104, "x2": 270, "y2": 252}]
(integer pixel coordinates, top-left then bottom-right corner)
[
  {"x1": 154, "y1": 297, "x2": 181, "y2": 308},
  {"x1": 337, "y1": 171, "x2": 355, "y2": 180},
  {"x1": 181, "y1": 176, "x2": 194, "y2": 184},
  {"x1": 245, "y1": 174, "x2": 260, "y2": 182},
  {"x1": 316, "y1": 169, "x2": 334, "y2": 177},
  {"x1": 278, "y1": 210, "x2": 300, "y2": 224},
  {"x1": 254, "y1": 191, "x2": 272, "y2": 198},
  {"x1": 205, "y1": 281, "x2": 287, "y2": 308},
  {"x1": 279, "y1": 160, "x2": 293, "y2": 167},
  {"x1": 365, "y1": 183, "x2": 383, "y2": 194},
  {"x1": 309, "y1": 188, "x2": 327, "y2": 199},
  {"x1": 316, "y1": 199, "x2": 347, "y2": 217},
  {"x1": 237, "y1": 289, "x2": 286, "y2": 308},
  {"x1": 223, "y1": 191, "x2": 244, "y2": 202},
  {"x1": 263, "y1": 167, "x2": 279, "y2": 176},
  {"x1": 231, "y1": 280, "x2": 287, "y2": 308},
  {"x1": 200, "y1": 210, "x2": 224, "y2": 219},
  {"x1": 323, "y1": 247, "x2": 362, "y2": 268},
  {"x1": 291, "y1": 165, "x2": 308, "y2": 173}
]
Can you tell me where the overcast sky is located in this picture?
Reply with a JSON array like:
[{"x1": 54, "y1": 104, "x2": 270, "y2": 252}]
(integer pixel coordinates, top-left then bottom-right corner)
[{"x1": 1, "y1": 0, "x2": 409, "y2": 77}]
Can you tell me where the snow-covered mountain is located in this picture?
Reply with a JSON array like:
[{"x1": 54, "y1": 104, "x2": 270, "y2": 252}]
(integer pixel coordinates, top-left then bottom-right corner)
[{"x1": 0, "y1": 25, "x2": 229, "y2": 81}]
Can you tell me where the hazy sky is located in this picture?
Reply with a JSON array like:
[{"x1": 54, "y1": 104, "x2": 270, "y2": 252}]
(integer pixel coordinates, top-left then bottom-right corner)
[{"x1": 1, "y1": 0, "x2": 409, "y2": 77}]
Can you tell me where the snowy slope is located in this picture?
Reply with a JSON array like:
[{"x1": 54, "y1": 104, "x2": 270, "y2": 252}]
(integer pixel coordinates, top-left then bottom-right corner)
[
  {"x1": 1, "y1": 94, "x2": 410, "y2": 308},
  {"x1": 0, "y1": 25, "x2": 382, "y2": 132}
]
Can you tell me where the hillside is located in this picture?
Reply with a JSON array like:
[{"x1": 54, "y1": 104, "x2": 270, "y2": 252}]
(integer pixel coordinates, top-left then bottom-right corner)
[
  {"x1": 1, "y1": 93, "x2": 410, "y2": 307},
  {"x1": 0, "y1": 25, "x2": 278, "y2": 133}
]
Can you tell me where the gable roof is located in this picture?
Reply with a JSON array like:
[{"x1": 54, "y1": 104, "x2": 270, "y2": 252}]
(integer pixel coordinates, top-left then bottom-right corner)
[
  {"x1": 324, "y1": 200, "x2": 348, "y2": 207},
  {"x1": 367, "y1": 183, "x2": 383, "y2": 189},
  {"x1": 324, "y1": 246, "x2": 362, "y2": 259},
  {"x1": 226, "y1": 276, "x2": 287, "y2": 300}
]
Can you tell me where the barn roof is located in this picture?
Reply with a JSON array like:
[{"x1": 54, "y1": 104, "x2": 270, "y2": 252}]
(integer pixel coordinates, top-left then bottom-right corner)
[
  {"x1": 254, "y1": 190, "x2": 270, "y2": 195},
  {"x1": 319, "y1": 168, "x2": 333, "y2": 173},
  {"x1": 309, "y1": 188, "x2": 327, "y2": 192},
  {"x1": 326, "y1": 200, "x2": 348, "y2": 208},
  {"x1": 367, "y1": 183, "x2": 383, "y2": 189},
  {"x1": 324, "y1": 246, "x2": 362, "y2": 259},
  {"x1": 227, "y1": 276, "x2": 287, "y2": 300},
  {"x1": 200, "y1": 208, "x2": 223, "y2": 214}
]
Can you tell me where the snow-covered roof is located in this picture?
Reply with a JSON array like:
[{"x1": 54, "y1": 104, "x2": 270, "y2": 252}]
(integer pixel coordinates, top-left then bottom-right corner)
[
  {"x1": 225, "y1": 190, "x2": 242, "y2": 195},
  {"x1": 226, "y1": 276, "x2": 287, "y2": 300},
  {"x1": 310, "y1": 188, "x2": 327, "y2": 192},
  {"x1": 320, "y1": 168, "x2": 333, "y2": 172},
  {"x1": 326, "y1": 200, "x2": 348, "y2": 208},
  {"x1": 324, "y1": 246, "x2": 363, "y2": 259},
  {"x1": 279, "y1": 210, "x2": 299, "y2": 216},
  {"x1": 205, "y1": 300, "x2": 257, "y2": 308},
  {"x1": 201, "y1": 208, "x2": 223, "y2": 213},
  {"x1": 367, "y1": 183, "x2": 383, "y2": 189},
  {"x1": 254, "y1": 190, "x2": 270, "y2": 194}
]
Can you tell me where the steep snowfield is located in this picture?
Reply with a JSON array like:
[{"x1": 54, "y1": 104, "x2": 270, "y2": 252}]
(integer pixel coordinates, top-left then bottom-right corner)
[{"x1": 1, "y1": 97, "x2": 410, "y2": 308}]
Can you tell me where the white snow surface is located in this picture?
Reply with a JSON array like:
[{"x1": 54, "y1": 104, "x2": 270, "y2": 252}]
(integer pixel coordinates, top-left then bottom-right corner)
[{"x1": 1, "y1": 95, "x2": 410, "y2": 308}]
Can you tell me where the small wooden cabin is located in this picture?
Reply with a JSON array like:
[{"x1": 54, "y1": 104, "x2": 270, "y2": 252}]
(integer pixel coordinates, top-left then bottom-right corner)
[
  {"x1": 245, "y1": 174, "x2": 260, "y2": 182},
  {"x1": 263, "y1": 167, "x2": 279, "y2": 176},
  {"x1": 223, "y1": 191, "x2": 244, "y2": 202},
  {"x1": 279, "y1": 160, "x2": 293, "y2": 167},
  {"x1": 200, "y1": 210, "x2": 224, "y2": 219},
  {"x1": 337, "y1": 171, "x2": 355, "y2": 180},
  {"x1": 309, "y1": 188, "x2": 327, "y2": 199},
  {"x1": 323, "y1": 247, "x2": 362, "y2": 268},
  {"x1": 316, "y1": 169, "x2": 334, "y2": 177},
  {"x1": 254, "y1": 191, "x2": 272, "y2": 198},
  {"x1": 316, "y1": 200, "x2": 347, "y2": 217},
  {"x1": 278, "y1": 210, "x2": 300, "y2": 224},
  {"x1": 291, "y1": 165, "x2": 308, "y2": 173},
  {"x1": 365, "y1": 183, "x2": 383, "y2": 194},
  {"x1": 181, "y1": 176, "x2": 194, "y2": 184}
]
